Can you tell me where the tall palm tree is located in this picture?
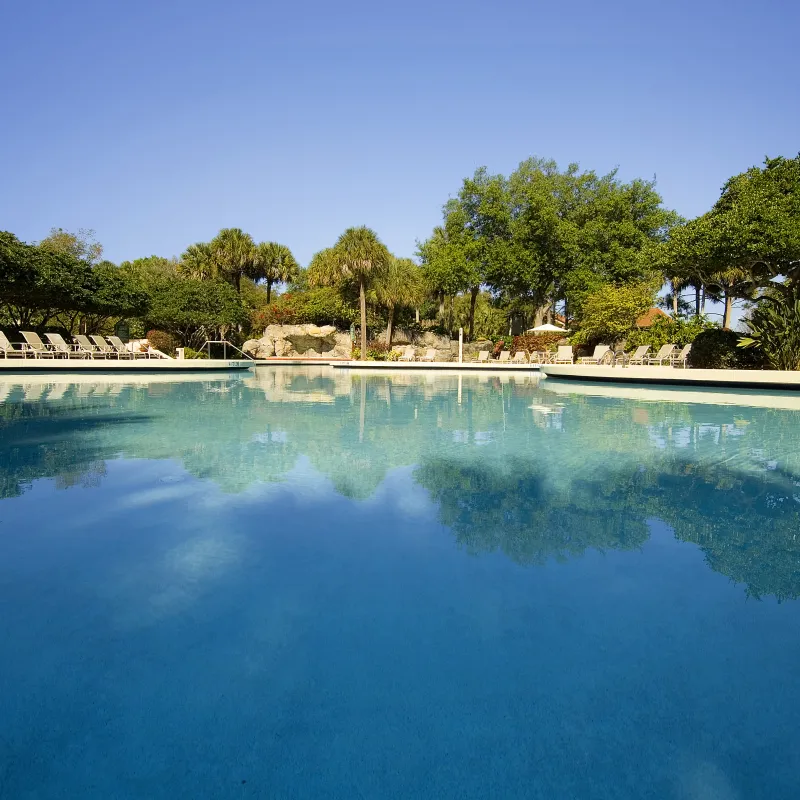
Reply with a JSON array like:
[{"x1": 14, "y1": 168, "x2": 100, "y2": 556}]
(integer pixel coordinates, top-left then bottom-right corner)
[
  {"x1": 208, "y1": 228, "x2": 256, "y2": 292},
  {"x1": 180, "y1": 242, "x2": 216, "y2": 280},
  {"x1": 371, "y1": 257, "x2": 427, "y2": 346},
  {"x1": 310, "y1": 227, "x2": 390, "y2": 360},
  {"x1": 704, "y1": 264, "x2": 755, "y2": 329},
  {"x1": 253, "y1": 242, "x2": 300, "y2": 302}
]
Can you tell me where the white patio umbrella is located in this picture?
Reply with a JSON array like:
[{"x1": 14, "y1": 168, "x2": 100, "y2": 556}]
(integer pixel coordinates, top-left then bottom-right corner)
[{"x1": 527, "y1": 323, "x2": 566, "y2": 332}]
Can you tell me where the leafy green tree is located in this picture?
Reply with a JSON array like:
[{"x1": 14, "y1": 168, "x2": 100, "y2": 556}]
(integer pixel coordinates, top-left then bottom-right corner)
[
  {"x1": 503, "y1": 159, "x2": 673, "y2": 320},
  {"x1": 120, "y1": 256, "x2": 181, "y2": 287},
  {"x1": 145, "y1": 278, "x2": 247, "y2": 346},
  {"x1": 571, "y1": 282, "x2": 656, "y2": 345},
  {"x1": 420, "y1": 172, "x2": 518, "y2": 339},
  {"x1": 39, "y1": 227, "x2": 103, "y2": 264},
  {"x1": 371, "y1": 257, "x2": 427, "y2": 345},
  {"x1": 421, "y1": 159, "x2": 675, "y2": 332},
  {"x1": 78, "y1": 261, "x2": 151, "y2": 332},
  {"x1": 308, "y1": 228, "x2": 391, "y2": 360},
  {"x1": 648, "y1": 155, "x2": 800, "y2": 328},
  {"x1": 0, "y1": 231, "x2": 95, "y2": 327},
  {"x1": 253, "y1": 242, "x2": 300, "y2": 302}
]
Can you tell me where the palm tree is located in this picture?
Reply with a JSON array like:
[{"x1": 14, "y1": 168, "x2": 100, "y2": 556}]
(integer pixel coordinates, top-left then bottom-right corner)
[
  {"x1": 704, "y1": 264, "x2": 755, "y2": 329},
  {"x1": 310, "y1": 227, "x2": 391, "y2": 360},
  {"x1": 179, "y1": 242, "x2": 216, "y2": 280},
  {"x1": 371, "y1": 257, "x2": 427, "y2": 346},
  {"x1": 208, "y1": 228, "x2": 257, "y2": 292},
  {"x1": 253, "y1": 242, "x2": 300, "y2": 302}
]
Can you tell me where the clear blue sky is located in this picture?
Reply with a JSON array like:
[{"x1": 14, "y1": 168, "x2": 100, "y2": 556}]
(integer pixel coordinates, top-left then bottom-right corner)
[{"x1": 2, "y1": 0, "x2": 798, "y2": 272}]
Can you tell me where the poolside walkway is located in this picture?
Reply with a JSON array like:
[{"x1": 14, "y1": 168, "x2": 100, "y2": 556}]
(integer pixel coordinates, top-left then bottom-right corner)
[
  {"x1": 541, "y1": 364, "x2": 800, "y2": 390},
  {"x1": 0, "y1": 358, "x2": 253, "y2": 373},
  {"x1": 332, "y1": 360, "x2": 541, "y2": 372}
]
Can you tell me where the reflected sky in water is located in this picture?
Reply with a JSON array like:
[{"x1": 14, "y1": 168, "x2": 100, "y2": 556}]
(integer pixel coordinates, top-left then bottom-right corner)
[{"x1": 1, "y1": 367, "x2": 799, "y2": 799}]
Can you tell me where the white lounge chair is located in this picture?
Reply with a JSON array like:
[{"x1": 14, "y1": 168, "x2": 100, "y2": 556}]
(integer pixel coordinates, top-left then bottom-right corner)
[
  {"x1": 21, "y1": 331, "x2": 54, "y2": 358},
  {"x1": 554, "y1": 346, "x2": 574, "y2": 364},
  {"x1": 421, "y1": 348, "x2": 437, "y2": 362},
  {"x1": 497, "y1": 351, "x2": 510, "y2": 363},
  {"x1": 578, "y1": 345, "x2": 611, "y2": 364},
  {"x1": 626, "y1": 345, "x2": 650, "y2": 365},
  {"x1": 646, "y1": 344, "x2": 676, "y2": 365},
  {"x1": 73, "y1": 334, "x2": 104, "y2": 358},
  {"x1": 107, "y1": 335, "x2": 140, "y2": 358},
  {"x1": 398, "y1": 346, "x2": 415, "y2": 362},
  {"x1": 45, "y1": 333, "x2": 83, "y2": 358},
  {"x1": 475, "y1": 350, "x2": 490, "y2": 363},
  {"x1": 0, "y1": 331, "x2": 25, "y2": 358},
  {"x1": 671, "y1": 343, "x2": 691, "y2": 368},
  {"x1": 512, "y1": 351, "x2": 528, "y2": 364},
  {"x1": 90, "y1": 335, "x2": 118, "y2": 358}
]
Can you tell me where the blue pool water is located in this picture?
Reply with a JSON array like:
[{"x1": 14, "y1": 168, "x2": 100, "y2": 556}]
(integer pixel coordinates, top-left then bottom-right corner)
[{"x1": 1, "y1": 367, "x2": 800, "y2": 799}]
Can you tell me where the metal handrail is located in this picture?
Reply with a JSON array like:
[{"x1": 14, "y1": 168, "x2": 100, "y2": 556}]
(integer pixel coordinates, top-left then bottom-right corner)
[{"x1": 193, "y1": 340, "x2": 255, "y2": 360}]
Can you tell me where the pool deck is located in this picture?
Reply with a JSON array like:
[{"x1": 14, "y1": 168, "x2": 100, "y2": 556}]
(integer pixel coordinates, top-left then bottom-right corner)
[
  {"x1": 542, "y1": 364, "x2": 800, "y2": 390},
  {"x1": 332, "y1": 360, "x2": 541, "y2": 372},
  {"x1": 0, "y1": 358, "x2": 253, "y2": 373}
]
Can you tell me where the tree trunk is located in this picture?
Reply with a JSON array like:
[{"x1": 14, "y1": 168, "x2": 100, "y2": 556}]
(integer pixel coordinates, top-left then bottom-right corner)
[
  {"x1": 534, "y1": 302, "x2": 549, "y2": 327},
  {"x1": 385, "y1": 306, "x2": 395, "y2": 346},
  {"x1": 359, "y1": 279, "x2": 367, "y2": 360},
  {"x1": 438, "y1": 291, "x2": 445, "y2": 322},
  {"x1": 695, "y1": 286, "x2": 701, "y2": 316},
  {"x1": 266, "y1": 281, "x2": 272, "y2": 303},
  {"x1": 468, "y1": 286, "x2": 478, "y2": 342},
  {"x1": 723, "y1": 290, "x2": 732, "y2": 329},
  {"x1": 672, "y1": 285, "x2": 679, "y2": 316},
  {"x1": 701, "y1": 286, "x2": 706, "y2": 314},
  {"x1": 234, "y1": 273, "x2": 241, "y2": 293}
]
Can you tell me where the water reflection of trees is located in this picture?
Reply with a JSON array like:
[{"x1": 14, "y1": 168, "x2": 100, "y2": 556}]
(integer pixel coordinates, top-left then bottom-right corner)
[
  {"x1": 415, "y1": 458, "x2": 649, "y2": 564},
  {"x1": 414, "y1": 452, "x2": 800, "y2": 602},
  {"x1": 2, "y1": 369, "x2": 800, "y2": 599}
]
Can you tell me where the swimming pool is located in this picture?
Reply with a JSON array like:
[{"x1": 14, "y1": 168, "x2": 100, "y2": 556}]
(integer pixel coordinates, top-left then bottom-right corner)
[{"x1": 1, "y1": 367, "x2": 799, "y2": 798}]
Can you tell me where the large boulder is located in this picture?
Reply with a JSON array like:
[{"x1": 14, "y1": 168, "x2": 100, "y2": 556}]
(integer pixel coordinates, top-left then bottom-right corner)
[
  {"x1": 418, "y1": 331, "x2": 452, "y2": 350},
  {"x1": 462, "y1": 339, "x2": 493, "y2": 358},
  {"x1": 249, "y1": 324, "x2": 351, "y2": 359},
  {"x1": 243, "y1": 337, "x2": 275, "y2": 359}
]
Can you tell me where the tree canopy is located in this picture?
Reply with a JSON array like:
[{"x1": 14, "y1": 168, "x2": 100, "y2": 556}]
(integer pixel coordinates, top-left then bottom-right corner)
[{"x1": 647, "y1": 154, "x2": 800, "y2": 328}]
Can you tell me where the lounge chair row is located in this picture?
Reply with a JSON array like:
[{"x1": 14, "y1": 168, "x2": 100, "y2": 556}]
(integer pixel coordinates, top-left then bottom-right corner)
[
  {"x1": 0, "y1": 331, "x2": 151, "y2": 359},
  {"x1": 478, "y1": 343, "x2": 691, "y2": 366},
  {"x1": 386, "y1": 343, "x2": 692, "y2": 367},
  {"x1": 394, "y1": 347, "x2": 439, "y2": 362},
  {"x1": 618, "y1": 343, "x2": 691, "y2": 367}
]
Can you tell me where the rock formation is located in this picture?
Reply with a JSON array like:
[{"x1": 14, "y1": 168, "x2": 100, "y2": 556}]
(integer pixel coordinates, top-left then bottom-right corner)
[{"x1": 243, "y1": 324, "x2": 352, "y2": 359}]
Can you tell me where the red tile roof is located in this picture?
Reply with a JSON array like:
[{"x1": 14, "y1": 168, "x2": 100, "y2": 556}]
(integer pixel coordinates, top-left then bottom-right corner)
[{"x1": 635, "y1": 307, "x2": 669, "y2": 328}]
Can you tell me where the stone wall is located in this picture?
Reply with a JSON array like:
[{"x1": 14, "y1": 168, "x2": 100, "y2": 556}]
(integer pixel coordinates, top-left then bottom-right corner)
[
  {"x1": 242, "y1": 325, "x2": 352, "y2": 359},
  {"x1": 243, "y1": 325, "x2": 494, "y2": 361}
]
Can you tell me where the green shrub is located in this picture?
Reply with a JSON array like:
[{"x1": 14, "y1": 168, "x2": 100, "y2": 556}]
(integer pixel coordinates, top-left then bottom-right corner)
[
  {"x1": 626, "y1": 315, "x2": 715, "y2": 350},
  {"x1": 739, "y1": 285, "x2": 800, "y2": 370},
  {"x1": 571, "y1": 282, "x2": 656, "y2": 345},
  {"x1": 352, "y1": 340, "x2": 397, "y2": 361},
  {"x1": 688, "y1": 329, "x2": 765, "y2": 370},
  {"x1": 253, "y1": 288, "x2": 357, "y2": 329},
  {"x1": 183, "y1": 347, "x2": 209, "y2": 359},
  {"x1": 146, "y1": 329, "x2": 177, "y2": 355}
]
